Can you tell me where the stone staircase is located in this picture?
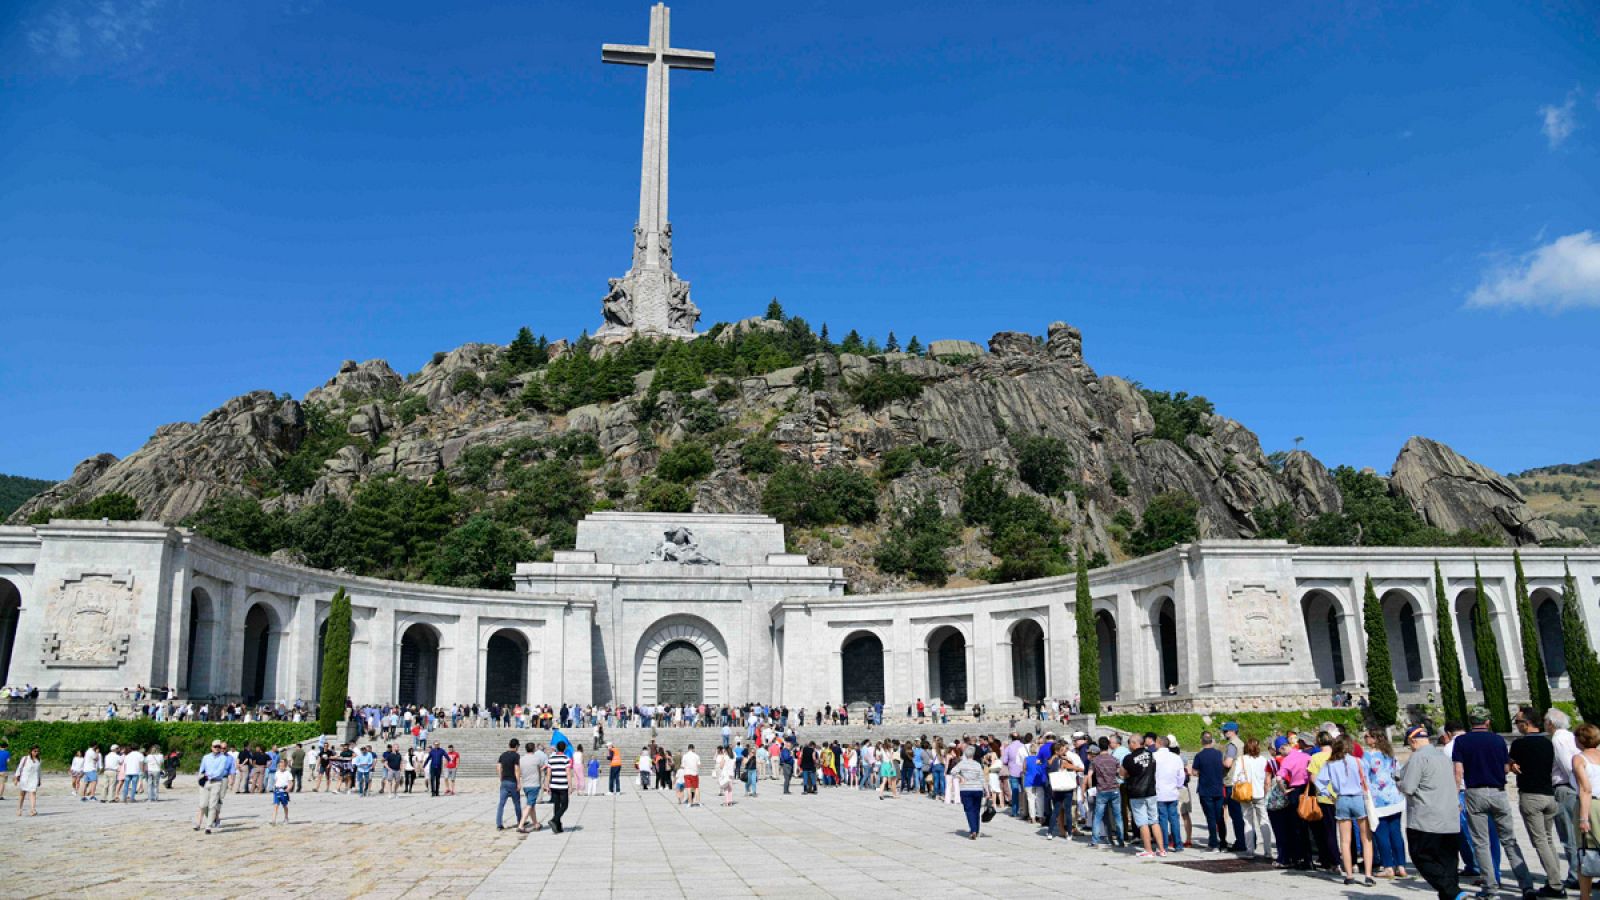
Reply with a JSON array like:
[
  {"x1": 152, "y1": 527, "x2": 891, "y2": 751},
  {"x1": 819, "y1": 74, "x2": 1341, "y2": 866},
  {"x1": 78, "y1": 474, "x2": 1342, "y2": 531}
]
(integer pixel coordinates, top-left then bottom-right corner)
[{"x1": 418, "y1": 716, "x2": 1109, "y2": 779}]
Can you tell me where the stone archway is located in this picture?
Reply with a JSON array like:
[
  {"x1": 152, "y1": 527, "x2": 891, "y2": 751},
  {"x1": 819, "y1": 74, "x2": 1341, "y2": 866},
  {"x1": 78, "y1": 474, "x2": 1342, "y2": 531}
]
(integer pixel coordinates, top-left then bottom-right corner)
[
  {"x1": 1152, "y1": 596, "x2": 1180, "y2": 695},
  {"x1": 635, "y1": 616, "x2": 727, "y2": 707},
  {"x1": 485, "y1": 629, "x2": 528, "y2": 707},
  {"x1": 398, "y1": 624, "x2": 440, "y2": 708},
  {"x1": 1300, "y1": 590, "x2": 1351, "y2": 690},
  {"x1": 926, "y1": 625, "x2": 968, "y2": 708},
  {"x1": 1533, "y1": 588, "x2": 1567, "y2": 686},
  {"x1": 241, "y1": 602, "x2": 282, "y2": 704},
  {"x1": 1454, "y1": 588, "x2": 1500, "y2": 692},
  {"x1": 1380, "y1": 589, "x2": 1426, "y2": 691},
  {"x1": 0, "y1": 577, "x2": 21, "y2": 687},
  {"x1": 1010, "y1": 619, "x2": 1047, "y2": 703},
  {"x1": 1095, "y1": 610, "x2": 1119, "y2": 702},
  {"x1": 840, "y1": 631, "x2": 885, "y2": 706},
  {"x1": 186, "y1": 587, "x2": 219, "y2": 698}
]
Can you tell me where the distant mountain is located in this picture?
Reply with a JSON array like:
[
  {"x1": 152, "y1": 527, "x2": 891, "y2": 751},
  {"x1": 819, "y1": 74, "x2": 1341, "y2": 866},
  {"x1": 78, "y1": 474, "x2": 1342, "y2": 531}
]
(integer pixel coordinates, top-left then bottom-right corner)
[
  {"x1": 0, "y1": 474, "x2": 54, "y2": 518},
  {"x1": 1509, "y1": 459, "x2": 1600, "y2": 542}
]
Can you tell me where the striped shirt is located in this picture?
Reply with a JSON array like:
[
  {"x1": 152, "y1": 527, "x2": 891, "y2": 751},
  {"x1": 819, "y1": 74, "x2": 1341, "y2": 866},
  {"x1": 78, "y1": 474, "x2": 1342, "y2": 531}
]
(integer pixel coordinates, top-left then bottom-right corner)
[{"x1": 547, "y1": 753, "x2": 570, "y2": 790}]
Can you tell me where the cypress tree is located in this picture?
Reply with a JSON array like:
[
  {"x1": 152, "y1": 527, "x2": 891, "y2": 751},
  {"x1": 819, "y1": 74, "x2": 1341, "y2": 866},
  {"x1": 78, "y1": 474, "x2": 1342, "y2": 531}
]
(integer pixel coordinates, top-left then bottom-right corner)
[
  {"x1": 317, "y1": 587, "x2": 353, "y2": 735},
  {"x1": 1361, "y1": 575, "x2": 1398, "y2": 727},
  {"x1": 1471, "y1": 563, "x2": 1512, "y2": 732},
  {"x1": 1434, "y1": 561, "x2": 1468, "y2": 727},
  {"x1": 1512, "y1": 550, "x2": 1552, "y2": 719},
  {"x1": 1561, "y1": 561, "x2": 1600, "y2": 724},
  {"x1": 1075, "y1": 552, "x2": 1100, "y2": 715}
]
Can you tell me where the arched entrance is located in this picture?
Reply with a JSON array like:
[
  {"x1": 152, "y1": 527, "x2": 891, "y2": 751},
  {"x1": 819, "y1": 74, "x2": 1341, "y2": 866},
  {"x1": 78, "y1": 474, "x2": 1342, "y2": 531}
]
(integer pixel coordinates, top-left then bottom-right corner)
[
  {"x1": 927, "y1": 626, "x2": 968, "y2": 708},
  {"x1": 1010, "y1": 619, "x2": 1046, "y2": 703},
  {"x1": 1380, "y1": 589, "x2": 1426, "y2": 691},
  {"x1": 1455, "y1": 588, "x2": 1496, "y2": 691},
  {"x1": 1154, "y1": 597, "x2": 1179, "y2": 694},
  {"x1": 1300, "y1": 590, "x2": 1349, "y2": 690},
  {"x1": 657, "y1": 641, "x2": 703, "y2": 706},
  {"x1": 186, "y1": 587, "x2": 218, "y2": 697},
  {"x1": 635, "y1": 616, "x2": 728, "y2": 706},
  {"x1": 398, "y1": 624, "x2": 440, "y2": 708},
  {"x1": 241, "y1": 603, "x2": 281, "y2": 704},
  {"x1": 0, "y1": 577, "x2": 21, "y2": 687},
  {"x1": 840, "y1": 631, "x2": 885, "y2": 706},
  {"x1": 1096, "y1": 610, "x2": 1119, "y2": 702},
  {"x1": 1533, "y1": 588, "x2": 1567, "y2": 686},
  {"x1": 485, "y1": 630, "x2": 528, "y2": 706}
]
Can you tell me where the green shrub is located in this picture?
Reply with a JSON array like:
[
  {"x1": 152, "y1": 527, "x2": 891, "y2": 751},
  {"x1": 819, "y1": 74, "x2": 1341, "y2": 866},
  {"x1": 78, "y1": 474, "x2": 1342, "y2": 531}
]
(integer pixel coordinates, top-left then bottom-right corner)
[
  {"x1": 182, "y1": 495, "x2": 283, "y2": 555},
  {"x1": 395, "y1": 394, "x2": 429, "y2": 425},
  {"x1": 874, "y1": 498, "x2": 958, "y2": 585},
  {"x1": 1109, "y1": 466, "x2": 1130, "y2": 497},
  {"x1": 639, "y1": 478, "x2": 693, "y2": 513},
  {"x1": 739, "y1": 438, "x2": 781, "y2": 474},
  {"x1": 846, "y1": 368, "x2": 923, "y2": 411},
  {"x1": 1137, "y1": 387, "x2": 1215, "y2": 445},
  {"x1": 761, "y1": 464, "x2": 878, "y2": 527},
  {"x1": 450, "y1": 371, "x2": 483, "y2": 396},
  {"x1": 657, "y1": 441, "x2": 715, "y2": 483},
  {"x1": 1012, "y1": 433, "x2": 1075, "y2": 497},
  {"x1": 0, "y1": 721, "x2": 323, "y2": 772},
  {"x1": 1127, "y1": 491, "x2": 1199, "y2": 556},
  {"x1": 1098, "y1": 709, "x2": 1364, "y2": 750},
  {"x1": 31, "y1": 491, "x2": 143, "y2": 524}
]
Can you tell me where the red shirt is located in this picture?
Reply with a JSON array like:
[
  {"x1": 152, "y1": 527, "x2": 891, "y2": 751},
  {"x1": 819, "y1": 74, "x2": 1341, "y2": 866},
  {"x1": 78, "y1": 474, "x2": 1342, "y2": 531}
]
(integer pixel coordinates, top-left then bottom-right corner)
[{"x1": 445, "y1": 751, "x2": 459, "y2": 770}]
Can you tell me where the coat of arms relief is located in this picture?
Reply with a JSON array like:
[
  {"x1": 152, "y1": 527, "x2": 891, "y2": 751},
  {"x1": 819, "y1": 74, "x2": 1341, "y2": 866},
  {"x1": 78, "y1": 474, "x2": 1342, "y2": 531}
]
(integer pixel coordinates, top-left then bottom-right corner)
[
  {"x1": 42, "y1": 571, "x2": 136, "y2": 668},
  {"x1": 1226, "y1": 581, "x2": 1294, "y2": 665}
]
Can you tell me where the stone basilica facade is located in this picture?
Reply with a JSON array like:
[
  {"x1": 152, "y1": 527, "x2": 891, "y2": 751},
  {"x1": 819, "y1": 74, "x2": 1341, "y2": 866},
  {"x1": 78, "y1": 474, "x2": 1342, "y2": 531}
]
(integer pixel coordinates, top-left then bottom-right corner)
[{"x1": 3, "y1": 512, "x2": 1598, "y2": 718}]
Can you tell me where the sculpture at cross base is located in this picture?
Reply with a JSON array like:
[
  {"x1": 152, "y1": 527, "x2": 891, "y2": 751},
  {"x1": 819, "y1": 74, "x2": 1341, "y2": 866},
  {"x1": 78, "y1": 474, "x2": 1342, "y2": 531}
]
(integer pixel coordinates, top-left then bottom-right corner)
[{"x1": 595, "y1": 3, "x2": 714, "y2": 342}]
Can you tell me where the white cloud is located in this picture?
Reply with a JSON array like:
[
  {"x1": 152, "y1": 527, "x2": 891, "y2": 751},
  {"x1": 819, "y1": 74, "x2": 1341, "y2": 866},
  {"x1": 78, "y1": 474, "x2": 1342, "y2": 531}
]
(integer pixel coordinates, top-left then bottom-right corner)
[
  {"x1": 26, "y1": 0, "x2": 164, "y2": 63},
  {"x1": 1469, "y1": 231, "x2": 1600, "y2": 311},
  {"x1": 1541, "y1": 94, "x2": 1578, "y2": 148}
]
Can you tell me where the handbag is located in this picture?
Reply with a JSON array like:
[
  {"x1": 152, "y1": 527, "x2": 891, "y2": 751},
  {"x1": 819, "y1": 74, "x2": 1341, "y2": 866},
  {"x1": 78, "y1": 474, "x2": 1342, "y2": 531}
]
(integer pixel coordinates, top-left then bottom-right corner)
[
  {"x1": 1297, "y1": 787, "x2": 1323, "y2": 821},
  {"x1": 981, "y1": 800, "x2": 997, "y2": 823},
  {"x1": 1232, "y1": 778, "x2": 1255, "y2": 803},
  {"x1": 1582, "y1": 833, "x2": 1600, "y2": 878},
  {"x1": 1265, "y1": 777, "x2": 1289, "y2": 811},
  {"x1": 1048, "y1": 769, "x2": 1078, "y2": 792}
]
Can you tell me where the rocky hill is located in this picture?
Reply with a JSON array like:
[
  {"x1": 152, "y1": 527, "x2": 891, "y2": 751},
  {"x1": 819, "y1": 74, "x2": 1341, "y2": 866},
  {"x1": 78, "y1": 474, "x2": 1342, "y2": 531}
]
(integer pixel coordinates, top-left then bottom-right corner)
[
  {"x1": 1509, "y1": 459, "x2": 1600, "y2": 542},
  {"x1": 9, "y1": 315, "x2": 1587, "y2": 591}
]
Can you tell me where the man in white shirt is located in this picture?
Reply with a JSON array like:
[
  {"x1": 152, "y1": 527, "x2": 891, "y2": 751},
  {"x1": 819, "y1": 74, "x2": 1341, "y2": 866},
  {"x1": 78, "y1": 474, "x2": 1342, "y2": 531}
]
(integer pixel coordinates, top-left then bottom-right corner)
[
  {"x1": 679, "y1": 744, "x2": 702, "y2": 807},
  {"x1": 145, "y1": 746, "x2": 164, "y2": 801},
  {"x1": 1153, "y1": 736, "x2": 1188, "y2": 851},
  {"x1": 121, "y1": 746, "x2": 145, "y2": 802},
  {"x1": 101, "y1": 746, "x2": 123, "y2": 802},
  {"x1": 1548, "y1": 708, "x2": 1581, "y2": 889},
  {"x1": 80, "y1": 745, "x2": 101, "y2": 801}
]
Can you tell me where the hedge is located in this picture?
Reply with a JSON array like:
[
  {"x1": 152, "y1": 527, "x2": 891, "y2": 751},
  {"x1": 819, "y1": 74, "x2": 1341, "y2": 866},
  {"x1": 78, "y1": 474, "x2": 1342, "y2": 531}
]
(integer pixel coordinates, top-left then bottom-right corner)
[
  {"x1": 1098, "y1": 708, "x2": 1365, "y2": 749},
  {"x1": 0, "y1": 721, "x2": 322, "y2": 772}
]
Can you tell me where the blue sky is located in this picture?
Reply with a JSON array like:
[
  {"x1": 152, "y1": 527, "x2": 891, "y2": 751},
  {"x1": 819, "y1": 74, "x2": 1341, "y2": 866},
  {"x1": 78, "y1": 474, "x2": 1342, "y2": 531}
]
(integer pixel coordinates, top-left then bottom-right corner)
[{"x1": 2, "y1": 1, "x2": 1597, "y2": 481}]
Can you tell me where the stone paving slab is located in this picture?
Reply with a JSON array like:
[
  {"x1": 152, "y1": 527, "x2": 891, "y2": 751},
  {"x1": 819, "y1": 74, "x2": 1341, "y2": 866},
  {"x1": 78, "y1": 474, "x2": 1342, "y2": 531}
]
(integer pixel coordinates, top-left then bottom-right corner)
[{"x1": 0, "y1": 775, "x2": 1558, "y2": 898}]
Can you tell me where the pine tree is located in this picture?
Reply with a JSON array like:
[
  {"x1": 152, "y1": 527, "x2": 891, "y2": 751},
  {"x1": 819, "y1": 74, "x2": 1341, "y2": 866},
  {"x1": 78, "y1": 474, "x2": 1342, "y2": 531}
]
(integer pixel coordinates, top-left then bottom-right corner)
[
  {"x1": 1361, "y1": 575, "x2": 1398, "y2": 726},
  {"x1": 1075, "y1": 552, "x2": 1100, "y2": 715},
  {"x1": 1561, "y1": 560, "x2": 1600, "y2": 724},
  {"x1": 317, "y1": 587, "x2": 353, "y2": 735},
  {"x1": 819, "y1": 323, "x2": 831, "y2": 348},
  {"x1": 885, "y1": 332, "x2": 900, "y2": 353},
  {"x1": 765, "y1": 298, "x2": 785, "y2": 320},
  {"x1": 906, "y1": 335, "x2": 923, "y2": 356},
  {"x1": 1435, "y1": 561, "x2": 1468, "y2": 727},
  {"x1": 506, "y1": 326, "x2": 545, "y2": 371},
  {"x1": 1512, "y1": 550, "x2": 1552, "y2": 719},
  {"x1": 1471, "y1": 563, "x2": 1512, "y2": 732},
  {"x1": 840, "y1": 330, "x2": 865, "y2": 354}
]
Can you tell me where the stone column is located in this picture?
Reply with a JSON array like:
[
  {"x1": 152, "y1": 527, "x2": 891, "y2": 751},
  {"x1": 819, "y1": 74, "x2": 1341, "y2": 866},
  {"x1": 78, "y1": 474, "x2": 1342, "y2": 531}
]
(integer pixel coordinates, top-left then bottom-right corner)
[
  {"x1": 370, "y1": 604, "x2": 396, "y2": 704},
  {"x1": 1051, "y1": 598, "x2": 1076, "y2": 703},
  {"x1": 455, "y1": 609, "x2": 479, "y2": 706},
  {"x1": 288, "y1": 592, "x2": 317, "y2": 705},
  {"x1": 220, "y1": 581, "x2": 247, "y2": 701}
]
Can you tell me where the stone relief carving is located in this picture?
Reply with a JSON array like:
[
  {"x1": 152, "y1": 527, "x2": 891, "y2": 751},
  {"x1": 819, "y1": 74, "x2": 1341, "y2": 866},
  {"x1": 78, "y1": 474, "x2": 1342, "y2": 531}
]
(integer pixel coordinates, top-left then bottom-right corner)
[
  {"x1": 631, "y1": 222, "x2": 648, "y2": 270},
  {"x1": 601, "y1": 277, "x2": 634, "y2": 330},
  {"x1": 666, "y1": 276, "x2": 700, "y2": 333},
  {"x1": 646, "y1": 526, "x2": 719, "y2": 565},
  {"x1": 1226, "y1": 582, "x2": 1293, "y2": 665},
  {"x1": 42, "y1": 572, "x2": 136, "y2": 668}
]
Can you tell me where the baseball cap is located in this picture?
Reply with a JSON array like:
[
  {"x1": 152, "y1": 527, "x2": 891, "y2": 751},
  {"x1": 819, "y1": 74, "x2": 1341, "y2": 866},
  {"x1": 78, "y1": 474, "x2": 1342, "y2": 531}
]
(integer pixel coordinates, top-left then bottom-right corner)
[
  {"x1": 1272, "y1": 736, "x2": 1289, "y2": 751},
  {"x1": 1221, "y1": 722, "x2": 1239, "y2": 733},
  {"x1": 1405, "y1": 725, "x2": 1430, "y2": 742},
  {"x1": 1294, "y1": 731, "x2": 1315, "y2": 746},
  {"x1": 1469, "y1": 706, "x2": 1492, "y2": 724}
]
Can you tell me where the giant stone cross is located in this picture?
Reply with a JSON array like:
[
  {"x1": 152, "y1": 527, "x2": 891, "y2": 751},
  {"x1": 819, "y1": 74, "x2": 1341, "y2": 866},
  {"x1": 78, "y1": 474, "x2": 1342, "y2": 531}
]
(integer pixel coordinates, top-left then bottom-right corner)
[{"x1": 597, "y1": 3, "x2": 715, "y2": 341}]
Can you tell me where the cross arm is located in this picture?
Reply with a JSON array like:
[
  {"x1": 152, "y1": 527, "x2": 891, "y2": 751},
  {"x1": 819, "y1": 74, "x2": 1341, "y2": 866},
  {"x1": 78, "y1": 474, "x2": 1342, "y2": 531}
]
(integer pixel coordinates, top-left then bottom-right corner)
[
  {"x1": 602, "y1": 43, "x2": 655, "y2": 66},
  {"x1": 661, "y1": 48, "x2": 715, "y2": 71}
]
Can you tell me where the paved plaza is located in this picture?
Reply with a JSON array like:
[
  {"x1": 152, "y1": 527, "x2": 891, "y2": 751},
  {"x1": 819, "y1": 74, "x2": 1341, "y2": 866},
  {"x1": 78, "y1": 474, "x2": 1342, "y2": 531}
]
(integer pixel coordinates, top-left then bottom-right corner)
[{"x1": 1, "y1": 772, "x2": 1552, "y2": 899}]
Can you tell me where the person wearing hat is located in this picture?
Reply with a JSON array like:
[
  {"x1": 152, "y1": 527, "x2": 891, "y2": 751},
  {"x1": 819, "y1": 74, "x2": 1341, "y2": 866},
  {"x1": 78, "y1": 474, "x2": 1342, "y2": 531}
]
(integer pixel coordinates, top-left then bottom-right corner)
[
  {"x1": 1454, "y1": 707, "x2": 1540, "y2": 898},
  {"x1": 193, "y1": 739, "x2": 236, "y2": 834},
  {"x1": 1220, "y1": 721, "x2": 1248, "y2": 851},
  {"x1": 1399, "y1": 725, "x2": 1462, "y2": 900}
]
